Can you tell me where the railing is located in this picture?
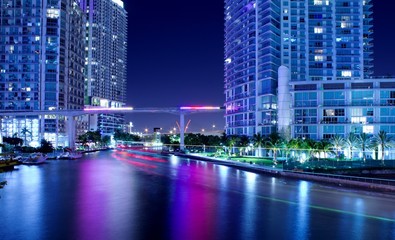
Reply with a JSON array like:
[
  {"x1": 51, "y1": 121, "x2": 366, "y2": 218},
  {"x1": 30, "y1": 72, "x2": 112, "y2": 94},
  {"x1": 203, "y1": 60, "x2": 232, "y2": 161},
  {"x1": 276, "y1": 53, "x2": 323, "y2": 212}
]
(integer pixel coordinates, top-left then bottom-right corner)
[
  {"x1": 118, "y1": 144, "x2": 395, "y2": 186},
  {"x1": 283, "y1": 169, "x2": 395, "y2": 186}
]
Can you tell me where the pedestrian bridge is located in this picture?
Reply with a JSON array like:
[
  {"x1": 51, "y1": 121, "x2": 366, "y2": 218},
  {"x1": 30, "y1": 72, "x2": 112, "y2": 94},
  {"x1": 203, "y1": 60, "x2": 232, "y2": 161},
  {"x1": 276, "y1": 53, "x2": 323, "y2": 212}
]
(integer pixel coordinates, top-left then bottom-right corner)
[{"x1": 0, "y1": 106, "x2": 224, "y2": 149}]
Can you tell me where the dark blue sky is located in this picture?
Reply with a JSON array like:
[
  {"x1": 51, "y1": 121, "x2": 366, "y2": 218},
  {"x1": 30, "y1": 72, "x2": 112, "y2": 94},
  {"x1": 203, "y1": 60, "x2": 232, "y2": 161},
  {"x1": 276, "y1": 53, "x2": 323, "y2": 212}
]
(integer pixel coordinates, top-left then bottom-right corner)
[{"x1": 124, "y1": 1, "x2": 395, "y2": 133}]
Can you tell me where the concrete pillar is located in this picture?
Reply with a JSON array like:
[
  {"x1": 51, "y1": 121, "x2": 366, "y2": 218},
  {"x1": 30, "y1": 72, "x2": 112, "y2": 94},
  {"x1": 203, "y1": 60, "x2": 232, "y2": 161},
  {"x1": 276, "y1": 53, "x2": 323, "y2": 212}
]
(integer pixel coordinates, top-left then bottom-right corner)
[
  {"x1": 180, "y1": 112, "x2": 185, "y2": 151},
  {"x1": 277, "y1": 65, "x2": 292, "y2": 139},
  {"x1": 67, "y1": 115, "x2": 76, "y2": 149}
]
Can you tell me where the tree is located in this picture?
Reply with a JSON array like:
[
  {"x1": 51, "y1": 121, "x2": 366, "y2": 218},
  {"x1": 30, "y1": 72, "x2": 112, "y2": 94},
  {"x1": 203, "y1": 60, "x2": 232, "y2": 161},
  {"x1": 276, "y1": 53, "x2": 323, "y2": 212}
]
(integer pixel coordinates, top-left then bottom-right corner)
[
  {"x1": 21, "y1": 127, "x2": 31, "y2": 146},
  {"x1": 330, "y1": 135, "x2": 345, "y2": 161},
  {"x1": 113, "y1": 129, "x2": 141, "y2": 142},
  {"x1": 237, "y1": 135, "x2": 250, "y2": 156},
  {"x1": 251, "y1": 133, "x2": 264, "y2": 157},
  {"x1": 161, "y1": 134, "x2": 172, "y2": 145},
  {"x1": 316, "y1": 140, "x2": 332, "y2": 160},
  {"x1": 101, "y1": 135, "x2": 111, "y2": 147},
  {"x1": 207, "y1": 135, "x2": 221, "y2": 146},
  {"x1": 225, "y1": 135, "x2": 239, "y2": 156},
  {"x1": 265, "y1": 139, "x2": 283, "y2": 164},
  {"x1": 373, "y1": 130, "x2": 393, "y2": 163},
  {"x1": 286, "y1": 138, "x2": 302, "y2": 160},
  {"x1": 38, "y1": 139, "x2": 54, "y2": 153},
  {"x1": 344, "y1": 133, "x2": 358, "y2": 160},
  {"x1": 357, "y1": 133, "x2": 371, "y2": 162},
  {"x1": 3, "y1": 137, "x2": 23, "y2": 146},
  {"x1": 300, "y1": 138, "x2": 316, "y2": 160}
]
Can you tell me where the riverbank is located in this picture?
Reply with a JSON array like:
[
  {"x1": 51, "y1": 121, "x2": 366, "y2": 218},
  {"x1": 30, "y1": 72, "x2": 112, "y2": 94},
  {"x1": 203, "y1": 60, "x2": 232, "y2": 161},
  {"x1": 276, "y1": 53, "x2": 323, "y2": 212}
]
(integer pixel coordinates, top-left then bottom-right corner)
[{"x1": 178, "y1": 152, "x2": 395, "y2": 193}]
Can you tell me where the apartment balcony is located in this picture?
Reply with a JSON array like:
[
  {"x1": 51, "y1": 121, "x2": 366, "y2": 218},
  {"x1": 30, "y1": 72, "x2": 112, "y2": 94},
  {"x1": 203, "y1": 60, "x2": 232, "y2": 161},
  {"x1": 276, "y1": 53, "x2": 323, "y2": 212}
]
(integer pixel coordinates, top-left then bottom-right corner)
[{"x1": 227, "y1": 120, "x2": 256, "y2": 128}]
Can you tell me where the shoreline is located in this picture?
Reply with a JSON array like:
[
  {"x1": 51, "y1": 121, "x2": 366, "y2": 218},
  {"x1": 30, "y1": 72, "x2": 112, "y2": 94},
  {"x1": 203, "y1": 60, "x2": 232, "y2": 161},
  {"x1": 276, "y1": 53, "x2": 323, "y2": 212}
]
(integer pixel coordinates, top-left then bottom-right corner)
[{"x1": 175, "y1": 152, "x2": 395, "y2": 193}]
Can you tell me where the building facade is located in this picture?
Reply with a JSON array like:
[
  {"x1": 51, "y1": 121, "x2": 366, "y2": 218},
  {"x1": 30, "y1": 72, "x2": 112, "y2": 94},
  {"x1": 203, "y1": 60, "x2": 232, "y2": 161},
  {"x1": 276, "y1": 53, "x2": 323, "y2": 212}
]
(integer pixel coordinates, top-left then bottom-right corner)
[
  {"x1": 224, "y1": 0, "x2": 281, "y2": 136},
  {"x1": 85, "y1": 0, "x2": 127, "y2": 135},
  {"x1": 224, "y1": 0, "x2": 382, "y2": 139},
  {"x1": 0, "y1": 0, "x2": 86, "y2": 146}
]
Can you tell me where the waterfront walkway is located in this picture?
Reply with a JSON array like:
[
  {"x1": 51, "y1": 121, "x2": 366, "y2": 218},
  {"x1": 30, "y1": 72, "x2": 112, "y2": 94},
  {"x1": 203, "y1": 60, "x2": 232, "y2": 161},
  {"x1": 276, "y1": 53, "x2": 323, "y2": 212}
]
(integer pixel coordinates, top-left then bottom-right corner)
[{"x1": 172, "y1": 152, "x2": 395, "y2": 192}]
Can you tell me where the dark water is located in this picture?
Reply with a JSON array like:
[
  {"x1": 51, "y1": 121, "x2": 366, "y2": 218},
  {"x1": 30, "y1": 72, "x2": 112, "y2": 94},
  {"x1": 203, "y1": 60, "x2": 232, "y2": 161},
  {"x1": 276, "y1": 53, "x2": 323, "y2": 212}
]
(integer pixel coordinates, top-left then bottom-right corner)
[{"x1": 1, "y1": 150, "x2": 395, "y2": 240}]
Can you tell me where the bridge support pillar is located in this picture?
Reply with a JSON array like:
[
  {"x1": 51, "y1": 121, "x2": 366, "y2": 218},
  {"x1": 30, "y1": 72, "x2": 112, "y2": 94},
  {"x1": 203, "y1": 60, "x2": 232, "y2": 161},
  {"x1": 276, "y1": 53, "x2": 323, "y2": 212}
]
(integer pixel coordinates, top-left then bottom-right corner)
[
  {"x1": 180, "y1": 112, "x2": 185, "y2": 151},
  {"x1": 67, "y1": 115, "x2": 76, "y2": 149}
]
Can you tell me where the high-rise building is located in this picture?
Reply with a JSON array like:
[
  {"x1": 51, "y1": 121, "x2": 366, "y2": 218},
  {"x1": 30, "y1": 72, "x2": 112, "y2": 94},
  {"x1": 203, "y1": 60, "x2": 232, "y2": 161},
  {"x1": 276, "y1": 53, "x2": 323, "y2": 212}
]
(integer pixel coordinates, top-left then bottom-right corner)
[
  {"x1": 85, "y1": 0, "x2": 127, "y2": 135},
  {"x1": 224, "y1": 0, "x2": 381, "y2": 139},
  {"x1": 224, "y1": 0, "x2": 281, "y2": 136},
  {"x1": 0, "y1": 0, "x2": 86, "y2": 146}
]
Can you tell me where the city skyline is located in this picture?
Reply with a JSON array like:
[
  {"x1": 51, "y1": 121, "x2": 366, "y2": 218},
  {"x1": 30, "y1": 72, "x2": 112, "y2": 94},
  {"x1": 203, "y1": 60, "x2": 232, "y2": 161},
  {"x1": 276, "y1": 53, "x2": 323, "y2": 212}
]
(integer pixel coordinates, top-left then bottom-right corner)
[{"x1": 124, "y1": 1, "x2": 395, "y2": 133}]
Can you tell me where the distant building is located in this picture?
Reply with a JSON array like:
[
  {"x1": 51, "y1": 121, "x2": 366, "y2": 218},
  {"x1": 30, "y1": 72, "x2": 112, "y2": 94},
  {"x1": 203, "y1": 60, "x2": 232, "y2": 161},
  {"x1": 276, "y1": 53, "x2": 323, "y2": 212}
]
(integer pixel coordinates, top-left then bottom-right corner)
[
  {"x1": 224, "y1": 0, "x2": 381, "y2": 139},
  {"x1": 85, "y1": 0, "x2": 128, "y2": 135},
  {"x1": 0, "y1": 0, "x2": 86, "y2": 146}
]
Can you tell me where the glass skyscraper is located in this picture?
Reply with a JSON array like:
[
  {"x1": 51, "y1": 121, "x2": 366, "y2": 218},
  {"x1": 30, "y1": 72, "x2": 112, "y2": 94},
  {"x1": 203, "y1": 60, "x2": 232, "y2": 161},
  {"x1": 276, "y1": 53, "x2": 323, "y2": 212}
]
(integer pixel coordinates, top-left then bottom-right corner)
[
  {"x1": 224, "y1": 0, "x2": 281, "y2": 136},
  {"x1": 85, "y1": 0, "x2": 127, "y2": 135},
  {"x1": 224, "y1": 0, "x2": 390, "y2": 140},
  {"x1": 0, "y1": 0, "x2": 86, "y2": 146}
]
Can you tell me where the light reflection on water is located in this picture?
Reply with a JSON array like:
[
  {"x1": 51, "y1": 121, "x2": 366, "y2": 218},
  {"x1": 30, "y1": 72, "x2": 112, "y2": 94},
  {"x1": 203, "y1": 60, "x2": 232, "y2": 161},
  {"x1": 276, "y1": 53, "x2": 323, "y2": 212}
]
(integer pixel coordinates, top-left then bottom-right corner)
[{"x1": 0, "y1": 150, "x2": 394, "y2": 240}]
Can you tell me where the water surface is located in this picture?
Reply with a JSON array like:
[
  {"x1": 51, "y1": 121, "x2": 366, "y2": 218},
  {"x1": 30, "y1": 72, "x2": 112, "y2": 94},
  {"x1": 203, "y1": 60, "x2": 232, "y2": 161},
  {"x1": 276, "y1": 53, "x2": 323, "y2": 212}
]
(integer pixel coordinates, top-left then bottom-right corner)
[{"x1": 0, "y1": 150, "x2": 394, "y2": 240}]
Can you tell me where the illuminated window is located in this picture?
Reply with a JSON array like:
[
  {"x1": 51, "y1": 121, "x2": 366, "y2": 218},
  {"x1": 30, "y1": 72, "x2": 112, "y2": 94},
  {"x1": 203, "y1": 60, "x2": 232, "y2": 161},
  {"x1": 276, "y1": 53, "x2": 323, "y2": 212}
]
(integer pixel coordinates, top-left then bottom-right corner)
[
  {"x1": 315, "y1": 55, "x2": 324, "y2": 61},
  {"x1": 314, "y1": 0, "x2": 323, "y2": 5},
  {"x1": 341, "y1": 71, "x2": 352, "y2": 77},
  {"x1": 341, "y1": 22, "x2": 352, "y2": 28},
  {"x1": 46, "y1": 9, "x2": 60, "y2": 19},
  {"x1": 314, "y1": 27, "x2": 323, "y2": 34},
  {"x1": 341, "y1": 16, "x2": 350, "y2": 21},
  {"x1": 363, "y1": 125, "x2": 374, "y2": 134}
]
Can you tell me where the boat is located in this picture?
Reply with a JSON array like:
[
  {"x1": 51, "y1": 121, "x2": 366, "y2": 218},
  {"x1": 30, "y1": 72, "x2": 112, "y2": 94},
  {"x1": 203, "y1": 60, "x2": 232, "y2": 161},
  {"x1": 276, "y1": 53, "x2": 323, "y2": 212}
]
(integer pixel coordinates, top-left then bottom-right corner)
[
  {"x1": 22, "y1": 153, "x2": 47, "y2": 165},
  {"x1": 0, "y1": 159, "x2": 20, "y2": 170},
  {"x1": 58, "y1": 150, "x2": 83, "y2": 160}
]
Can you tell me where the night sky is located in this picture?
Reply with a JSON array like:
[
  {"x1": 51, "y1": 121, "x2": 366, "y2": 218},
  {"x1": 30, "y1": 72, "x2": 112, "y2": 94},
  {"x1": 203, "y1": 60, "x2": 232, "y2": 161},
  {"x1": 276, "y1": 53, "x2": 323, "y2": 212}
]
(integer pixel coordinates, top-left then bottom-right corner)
[{"x1": 124, "y1": 1, "x2": 395, "y2": 133}]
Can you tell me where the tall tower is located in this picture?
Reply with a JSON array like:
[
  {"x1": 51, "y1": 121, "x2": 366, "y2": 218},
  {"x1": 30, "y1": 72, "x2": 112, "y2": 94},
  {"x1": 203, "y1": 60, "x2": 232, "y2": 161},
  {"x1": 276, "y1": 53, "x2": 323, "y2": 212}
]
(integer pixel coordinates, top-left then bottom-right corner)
[
  {"x1": 224, "y1": 0, "x2": 374, "y2": 139},
  {"x1": 85, "y1": 0, "x2": 128, "y2": 135},
  {"x1": 0, "y1": 0, "x2": 86, "y2": 146},
  {"x1": 224, "y1": 0, "x2": 281, "y2": 136}
]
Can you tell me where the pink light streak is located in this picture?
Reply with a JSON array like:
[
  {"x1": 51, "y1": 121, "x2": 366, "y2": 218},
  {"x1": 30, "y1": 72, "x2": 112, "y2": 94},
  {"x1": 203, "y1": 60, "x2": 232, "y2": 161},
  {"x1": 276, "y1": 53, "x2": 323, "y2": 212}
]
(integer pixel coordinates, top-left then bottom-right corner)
[
  {"x1": 84, "y1": 107, "x2": 134, "y2": 111},
  {"x1": 180, "y1": 106, "x2": 221, "y2": 110}
]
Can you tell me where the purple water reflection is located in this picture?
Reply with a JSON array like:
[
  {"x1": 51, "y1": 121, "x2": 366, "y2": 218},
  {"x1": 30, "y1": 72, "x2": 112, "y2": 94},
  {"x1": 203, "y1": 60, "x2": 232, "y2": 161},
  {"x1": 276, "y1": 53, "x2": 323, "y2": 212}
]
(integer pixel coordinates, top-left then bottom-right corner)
[{"x1": 0, "y1": 150, "x2": 394, "y2": 240}]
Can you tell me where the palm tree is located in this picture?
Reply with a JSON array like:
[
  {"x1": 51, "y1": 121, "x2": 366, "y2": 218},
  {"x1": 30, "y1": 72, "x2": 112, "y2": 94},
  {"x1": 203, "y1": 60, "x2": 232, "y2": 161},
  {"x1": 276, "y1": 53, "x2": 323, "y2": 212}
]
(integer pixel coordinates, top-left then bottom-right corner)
[
  {"x1": 265, "y1": 139, "x2": 283, "y2": 164},
  {"x1": 313, "y1": 140, "x2": 331, "y2": 161},
  {"x1": 300, "y1": 139, "x2": 316, "y2": 161},
  {"x1": 251, "y1": 133, "x2": 265, "y2": 157},
  {"x1": 237, "y1": 135, "x2": 250, "y2": 156},
  {"x1": 286, "y1": 138, "x2": 302, "y2": 160},
  {"x1": 330, "y1": 135, "x2": 345, "y2": 161},
  {"x1": 225, "y1": 135, "x2": 238, "y2": 156},
  {"x1": 373, "y1": 130, "x2": 393, "y2": 163},
  {"x1": 344, "y1": 133, "x2": 358, "y2": 160},
  {"x1": 20, "y1": 127, "x2": 31, "y2": 146},
  {"x1": 357, "y1": 133, "x2": 371, "y2": 162}
]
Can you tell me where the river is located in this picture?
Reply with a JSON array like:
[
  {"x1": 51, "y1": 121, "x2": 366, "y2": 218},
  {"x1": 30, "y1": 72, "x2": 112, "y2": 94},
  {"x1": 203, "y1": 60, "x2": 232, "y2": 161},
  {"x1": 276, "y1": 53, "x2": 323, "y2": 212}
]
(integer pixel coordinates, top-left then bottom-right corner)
[{"x1": 0, "y1": 149, "x2": 394, "y2": 240}]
